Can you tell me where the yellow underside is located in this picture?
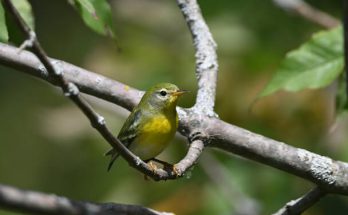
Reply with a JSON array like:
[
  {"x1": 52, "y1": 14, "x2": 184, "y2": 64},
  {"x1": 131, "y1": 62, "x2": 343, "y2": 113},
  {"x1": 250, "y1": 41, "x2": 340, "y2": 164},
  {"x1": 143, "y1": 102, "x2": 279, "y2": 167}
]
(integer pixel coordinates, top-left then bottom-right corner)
[{"x1": 130, "y1": 115, "x2": 176, "y2": 160}]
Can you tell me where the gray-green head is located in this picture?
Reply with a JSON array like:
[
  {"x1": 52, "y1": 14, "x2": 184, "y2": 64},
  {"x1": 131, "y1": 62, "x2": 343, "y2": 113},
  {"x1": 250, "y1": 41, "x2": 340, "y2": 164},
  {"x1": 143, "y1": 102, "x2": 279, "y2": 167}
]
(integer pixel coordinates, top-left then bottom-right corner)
[{"x1": 141, "y1": 83, "x2": 186, "y2": 111}]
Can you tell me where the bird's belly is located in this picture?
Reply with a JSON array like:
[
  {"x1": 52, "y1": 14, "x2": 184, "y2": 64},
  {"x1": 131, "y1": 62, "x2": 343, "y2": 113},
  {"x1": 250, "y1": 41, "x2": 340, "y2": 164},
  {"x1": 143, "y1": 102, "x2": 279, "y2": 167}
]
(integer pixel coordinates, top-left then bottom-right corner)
[{"x1": 130, "y1": 116, "x2": 176, "y2": 160}]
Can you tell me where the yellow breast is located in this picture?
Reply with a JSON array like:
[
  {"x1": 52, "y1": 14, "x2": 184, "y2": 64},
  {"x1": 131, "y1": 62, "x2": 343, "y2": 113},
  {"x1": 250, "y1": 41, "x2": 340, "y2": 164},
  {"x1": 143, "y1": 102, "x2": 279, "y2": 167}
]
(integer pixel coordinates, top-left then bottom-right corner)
[
  {"x1": 130, "y1": 114, "x2": 177, "y2": 160},
  {"x1": 142, "y1": 115, "x2": 174, "y2": 134}
]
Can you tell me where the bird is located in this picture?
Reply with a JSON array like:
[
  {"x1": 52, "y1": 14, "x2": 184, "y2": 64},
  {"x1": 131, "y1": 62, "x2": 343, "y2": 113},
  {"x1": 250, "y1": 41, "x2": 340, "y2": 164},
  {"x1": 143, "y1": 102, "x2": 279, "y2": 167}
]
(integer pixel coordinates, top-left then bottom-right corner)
[{"x1": 105, "y1": 83, "x2": 187, "y2": 172}]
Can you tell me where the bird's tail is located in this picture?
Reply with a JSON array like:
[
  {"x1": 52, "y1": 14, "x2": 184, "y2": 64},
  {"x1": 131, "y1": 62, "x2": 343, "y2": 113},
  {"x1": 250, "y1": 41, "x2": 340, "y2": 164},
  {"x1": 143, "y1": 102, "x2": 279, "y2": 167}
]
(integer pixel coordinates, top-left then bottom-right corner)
[{"x1": 105, "y1": 149, "x2": 120, "y2": 172}]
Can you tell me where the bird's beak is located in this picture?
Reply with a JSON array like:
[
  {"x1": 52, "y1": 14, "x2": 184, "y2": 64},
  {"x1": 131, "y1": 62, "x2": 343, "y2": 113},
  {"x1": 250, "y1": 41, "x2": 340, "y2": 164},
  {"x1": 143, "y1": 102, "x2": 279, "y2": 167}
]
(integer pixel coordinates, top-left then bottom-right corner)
[{"x1": 172, "y1": 90, "x2": 189, "y2": 97}]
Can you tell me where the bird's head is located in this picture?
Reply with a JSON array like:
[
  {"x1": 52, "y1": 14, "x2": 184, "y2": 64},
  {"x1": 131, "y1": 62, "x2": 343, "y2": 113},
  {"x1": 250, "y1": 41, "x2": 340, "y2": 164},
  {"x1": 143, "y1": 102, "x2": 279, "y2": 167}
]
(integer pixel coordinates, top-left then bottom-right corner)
[{"x1": 144, "y1": 83, "x2": 187, "y2": 111}]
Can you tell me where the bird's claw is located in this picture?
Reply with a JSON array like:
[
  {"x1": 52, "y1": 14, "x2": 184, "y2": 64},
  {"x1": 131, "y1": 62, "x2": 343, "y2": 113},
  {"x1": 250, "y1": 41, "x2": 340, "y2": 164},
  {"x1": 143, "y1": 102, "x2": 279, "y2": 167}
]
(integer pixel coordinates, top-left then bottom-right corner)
[
  {"x1": 172, "y1": 164, "x2": 181, "y2": 176},
  {"x1": 143, "y1": 161, "x2": 158, "y2": 180},
  {"x1": 147, "y1": 161, "x2": 158, "y2": 172},
  {"x1": 148, "y1": 159, "x2": 181, "y2": 177}
]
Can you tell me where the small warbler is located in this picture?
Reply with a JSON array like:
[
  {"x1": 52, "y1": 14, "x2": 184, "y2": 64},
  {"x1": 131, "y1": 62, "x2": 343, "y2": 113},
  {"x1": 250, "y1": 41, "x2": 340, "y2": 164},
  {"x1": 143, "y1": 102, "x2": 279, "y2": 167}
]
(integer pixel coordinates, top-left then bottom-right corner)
[{"x1": 106, "y1": 83, "x2": 186, "y2": 171}]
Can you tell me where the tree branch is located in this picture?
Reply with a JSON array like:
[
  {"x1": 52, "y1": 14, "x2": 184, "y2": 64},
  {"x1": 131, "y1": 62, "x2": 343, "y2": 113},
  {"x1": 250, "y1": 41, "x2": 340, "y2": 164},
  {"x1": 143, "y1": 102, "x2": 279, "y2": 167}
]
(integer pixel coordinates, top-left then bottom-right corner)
[
  {"x1": 272, "y1": 187, "x2": 326, "y2": 215},
  {"x1": 0, "y1": 43, "x2": 142, "y2": 111},
  {"x1": 2, "y1": 42, "x2": 348, "y2": 194},
  {"x1": 273, "y1": 0, "x2": 340, "y2": 29},
  {"x1": 207, "y1": 118, "x2": 348, "y2": 195},
  {"x1": 173, "y1": 139, "x2": 204, "y2": 175},
  {"x1": 0, "y1": 184, "x2": 172, "y2": 215},
  {"x1": 176, "y1": 0, "x2": 218, "y2": 116}
]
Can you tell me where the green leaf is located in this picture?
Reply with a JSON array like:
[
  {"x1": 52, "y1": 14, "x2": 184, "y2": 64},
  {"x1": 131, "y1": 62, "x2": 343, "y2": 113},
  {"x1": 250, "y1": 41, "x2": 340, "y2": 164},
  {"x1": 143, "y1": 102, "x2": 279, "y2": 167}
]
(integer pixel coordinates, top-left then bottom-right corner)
[
  {"x1": 0, "y1": 3, "x2": 8, "y2": 42},
  {"x1": 260, "y1": 26, "x2": 344, "y2": 97},
  {"x1": 12, "y1": 0, "x2": 35, "y2": 30},
  {"x1": 70, "y1": 0, "x2": 114, "y2": 38}
]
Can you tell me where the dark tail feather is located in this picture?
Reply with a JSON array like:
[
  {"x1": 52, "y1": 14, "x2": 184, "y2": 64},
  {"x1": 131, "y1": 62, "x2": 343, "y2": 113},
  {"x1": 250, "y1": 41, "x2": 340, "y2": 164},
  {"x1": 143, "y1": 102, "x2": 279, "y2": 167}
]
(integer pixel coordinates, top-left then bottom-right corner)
[{"x1": 105, "y1": 149, "x2": 120, "y2": 172}]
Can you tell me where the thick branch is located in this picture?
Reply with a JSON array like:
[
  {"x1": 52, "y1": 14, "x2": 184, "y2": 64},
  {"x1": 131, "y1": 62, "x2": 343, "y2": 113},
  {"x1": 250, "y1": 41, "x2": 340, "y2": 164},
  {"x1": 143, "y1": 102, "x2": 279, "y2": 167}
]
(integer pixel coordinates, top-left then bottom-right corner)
[
  {"x1": 273, "y1": 0, "x2": 340, "y2": 29},
  {"x1": 2, "y1": 43, "x2": 348, "y2": 194},
  {"x1": 0, "y1": 43, "x2": 141, "y2": 110},
  {"x1": 176, "y1": 0, "x2": 218, "y2": 116},
  {"x1": 0, "y1": 184, "x2": 172, "y2": 215},
  {"x1": 272, "y1": 187, "x2": 326, "y2": 215},
  {"x1": 207, "y1": 118, "x2": 348, "y2": 195}
]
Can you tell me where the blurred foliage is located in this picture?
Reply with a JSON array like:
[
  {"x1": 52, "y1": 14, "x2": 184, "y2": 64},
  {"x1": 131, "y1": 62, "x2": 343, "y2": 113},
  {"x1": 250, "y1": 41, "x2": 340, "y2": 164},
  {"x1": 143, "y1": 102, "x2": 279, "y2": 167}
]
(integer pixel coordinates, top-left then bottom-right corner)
[{"x1": 0, "y1": 0, "x2": 347, "y2": 215}]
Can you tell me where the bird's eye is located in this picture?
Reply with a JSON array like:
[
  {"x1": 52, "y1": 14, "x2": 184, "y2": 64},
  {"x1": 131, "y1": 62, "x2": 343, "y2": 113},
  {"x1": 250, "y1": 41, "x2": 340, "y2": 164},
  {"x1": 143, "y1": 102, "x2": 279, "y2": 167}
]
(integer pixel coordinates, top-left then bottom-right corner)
[{"x1": 159, "y1": 90, "x2": 167, "y2": 96}]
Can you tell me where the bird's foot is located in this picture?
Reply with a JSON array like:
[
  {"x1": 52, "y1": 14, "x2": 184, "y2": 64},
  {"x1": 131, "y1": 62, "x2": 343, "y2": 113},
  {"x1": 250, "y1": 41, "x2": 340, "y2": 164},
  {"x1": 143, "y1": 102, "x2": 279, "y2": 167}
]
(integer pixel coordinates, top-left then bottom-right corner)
[
  {"x1": 155, "y1": 159, "x2": 181, "y2": 176},
  {"x1": 149, "y1": 158, "x2": 181, "y2": 177},
  {"x1": 171, "y1": 164, "x2": 181, "y2": 176},
  {"x1": 147, "y1": 161, "x2": 158, "y2": 172},
  {"x1": 143, "y1": 161, "x2": 158, "y2": 180}
]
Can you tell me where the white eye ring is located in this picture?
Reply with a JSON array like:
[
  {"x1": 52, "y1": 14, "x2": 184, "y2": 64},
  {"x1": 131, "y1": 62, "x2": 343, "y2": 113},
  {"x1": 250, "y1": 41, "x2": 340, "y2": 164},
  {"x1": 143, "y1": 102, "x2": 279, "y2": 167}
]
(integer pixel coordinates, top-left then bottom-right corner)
[{"x1": 159, "y1": 90, "x2": 167, "y2": 96}]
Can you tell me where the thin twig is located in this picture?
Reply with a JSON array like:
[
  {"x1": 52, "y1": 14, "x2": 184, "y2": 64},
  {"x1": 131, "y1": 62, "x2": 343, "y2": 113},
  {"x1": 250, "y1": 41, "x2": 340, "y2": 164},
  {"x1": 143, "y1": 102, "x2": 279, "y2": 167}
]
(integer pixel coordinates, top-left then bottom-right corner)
[
  {"x1": 173, "y1": 140, "x2": 204, "y2": 175},
  {"x1": 0, "y1": 183, "x2": 172, "y2": 215},
  {"x1": 272, "y1": 187, "x2": 326, "y2": 215},
  {"x1": 2, "y1": 43, "x2": 348, "y2": 194},
  {"x1": 273, "y1": 0, "x2": 340, "y2": 29}
]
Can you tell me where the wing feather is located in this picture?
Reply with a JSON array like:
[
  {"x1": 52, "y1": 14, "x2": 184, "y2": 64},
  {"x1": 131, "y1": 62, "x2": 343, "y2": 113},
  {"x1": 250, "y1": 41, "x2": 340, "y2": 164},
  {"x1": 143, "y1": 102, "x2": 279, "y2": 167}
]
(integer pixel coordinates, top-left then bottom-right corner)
[{"x1": 106, "y1": 109, "x2": 143, "y2": 171}]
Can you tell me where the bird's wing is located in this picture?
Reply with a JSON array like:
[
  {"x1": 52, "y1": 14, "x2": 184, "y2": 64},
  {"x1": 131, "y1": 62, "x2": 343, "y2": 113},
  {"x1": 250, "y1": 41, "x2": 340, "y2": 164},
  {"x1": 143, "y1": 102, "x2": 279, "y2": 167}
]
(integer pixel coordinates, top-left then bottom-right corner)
[
  {"x1": 118, "y1": 108, "x2": 143, "y2": 147},
  {"x1": 106, "y1": 108, "x2": 143, "y2": 171}
]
